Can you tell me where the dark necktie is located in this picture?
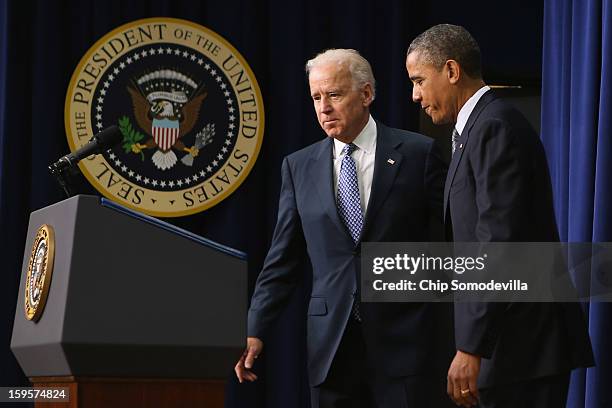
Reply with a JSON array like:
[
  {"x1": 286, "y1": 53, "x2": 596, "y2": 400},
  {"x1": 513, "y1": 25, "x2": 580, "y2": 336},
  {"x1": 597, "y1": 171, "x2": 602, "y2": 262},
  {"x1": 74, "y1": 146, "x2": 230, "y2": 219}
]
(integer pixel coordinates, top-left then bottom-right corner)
[{"x1": 452, "y1": 127, "x2": 460, "y2": 156}]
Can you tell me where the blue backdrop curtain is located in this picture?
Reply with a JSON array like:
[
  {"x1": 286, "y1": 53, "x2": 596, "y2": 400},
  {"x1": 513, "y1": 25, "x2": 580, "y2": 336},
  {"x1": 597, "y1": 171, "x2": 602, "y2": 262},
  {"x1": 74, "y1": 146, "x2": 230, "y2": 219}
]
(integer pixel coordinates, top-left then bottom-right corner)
[
  {"x1": 541, "y1": 0, "x2": 612, "y2": 406},
  {"x1": 0, "y1": 0, "x2": 34, "y2": 391},
  {"x1": 1, "y1": 0, "x2": 547, "y2": 407},
  {"x1": 0, "y1": 1, "x2": 426, "y2": 407}
]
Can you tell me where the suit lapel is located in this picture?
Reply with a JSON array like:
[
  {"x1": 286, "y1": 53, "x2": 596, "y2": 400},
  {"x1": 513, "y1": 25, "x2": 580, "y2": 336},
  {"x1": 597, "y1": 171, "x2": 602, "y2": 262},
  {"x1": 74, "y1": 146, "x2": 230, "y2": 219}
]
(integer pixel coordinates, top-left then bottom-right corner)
[
  {"x1": 308, "y1": 137, "x2": 350, "y2": 238},
  {"x1": 361, "y1": 123, "x2": 402, "y2": 240},
  {"x1": 443, "y1": 90, "x2": 497, "y2": 223}
]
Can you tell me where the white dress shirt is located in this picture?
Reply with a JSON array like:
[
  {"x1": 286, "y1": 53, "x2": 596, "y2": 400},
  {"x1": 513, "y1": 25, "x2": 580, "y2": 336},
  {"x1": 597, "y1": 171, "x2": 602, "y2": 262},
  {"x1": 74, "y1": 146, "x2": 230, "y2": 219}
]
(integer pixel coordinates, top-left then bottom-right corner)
[
  {"x1": 455, "y1": 85, "x2": 491, "y2": 135},
  {"x1": 332, "y1": 115, "x2": 377, "y2": 213}
]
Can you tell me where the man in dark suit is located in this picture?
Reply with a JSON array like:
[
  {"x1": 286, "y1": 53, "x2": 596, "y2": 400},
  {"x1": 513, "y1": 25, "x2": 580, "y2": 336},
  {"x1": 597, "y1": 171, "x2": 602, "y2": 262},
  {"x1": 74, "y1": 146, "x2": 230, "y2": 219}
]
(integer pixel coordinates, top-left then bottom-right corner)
[
  {"x1": 235, "y1": 49, "x2": 454, "y2": 407},
  {"x1": 406, "y1": 24, "x2": 594, "y2": 408}
]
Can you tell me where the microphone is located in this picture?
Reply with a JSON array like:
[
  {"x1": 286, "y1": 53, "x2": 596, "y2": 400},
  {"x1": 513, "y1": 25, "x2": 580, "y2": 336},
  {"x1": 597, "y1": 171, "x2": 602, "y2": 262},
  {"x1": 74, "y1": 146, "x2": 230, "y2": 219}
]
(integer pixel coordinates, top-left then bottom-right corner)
[
  {"x1": 49, "y1": 126, "x2": 123, "y2": 197},
  {"x1": 50, "y1": 125, "x2": 123, "y2": 171}
]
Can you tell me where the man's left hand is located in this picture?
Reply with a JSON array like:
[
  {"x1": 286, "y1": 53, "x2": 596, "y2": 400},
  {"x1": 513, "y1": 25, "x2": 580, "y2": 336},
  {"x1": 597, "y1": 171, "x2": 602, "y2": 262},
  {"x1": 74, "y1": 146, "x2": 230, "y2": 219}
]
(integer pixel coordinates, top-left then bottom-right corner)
[{"x1": 447, "y1": 350, "x2": 481, "y2": 407}]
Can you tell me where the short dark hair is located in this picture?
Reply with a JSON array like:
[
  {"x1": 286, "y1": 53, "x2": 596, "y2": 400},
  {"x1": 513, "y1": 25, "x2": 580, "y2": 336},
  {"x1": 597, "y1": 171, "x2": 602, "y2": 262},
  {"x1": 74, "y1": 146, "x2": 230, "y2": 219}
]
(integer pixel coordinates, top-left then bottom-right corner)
[{"x1": 407, "y1": 24, "x2": 482, "y2": 79}]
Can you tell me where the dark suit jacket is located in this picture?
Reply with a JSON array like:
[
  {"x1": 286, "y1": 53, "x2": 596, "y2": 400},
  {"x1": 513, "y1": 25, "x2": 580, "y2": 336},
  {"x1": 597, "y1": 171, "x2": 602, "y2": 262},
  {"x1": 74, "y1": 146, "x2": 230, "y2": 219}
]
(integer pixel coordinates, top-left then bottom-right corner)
[
  {"x1": 445, "y1": 90, "x2": 594, "y2": 388},
  {"x1": 248, "y1": 122, "x2": 454, "y2": 387}
]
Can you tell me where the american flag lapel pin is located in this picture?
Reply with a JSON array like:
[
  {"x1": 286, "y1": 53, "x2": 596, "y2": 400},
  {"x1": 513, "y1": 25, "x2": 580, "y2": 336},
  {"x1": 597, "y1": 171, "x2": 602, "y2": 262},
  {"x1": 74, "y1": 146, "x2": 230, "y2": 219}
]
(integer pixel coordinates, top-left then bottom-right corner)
[{"x1": 387, "y1": 159, "x2": 395, "y2": 165}]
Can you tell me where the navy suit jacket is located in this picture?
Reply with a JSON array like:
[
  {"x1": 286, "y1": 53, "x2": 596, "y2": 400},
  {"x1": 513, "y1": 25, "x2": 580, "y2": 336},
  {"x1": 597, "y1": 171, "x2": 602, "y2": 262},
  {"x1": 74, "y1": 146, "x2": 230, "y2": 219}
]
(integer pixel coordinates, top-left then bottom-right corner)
[
  {"x1": 248, "y1": 121, "x2": 454, "y2": 387},
  {"x1": 445, "y1": 90, "x2": 594, "y2": 388}
]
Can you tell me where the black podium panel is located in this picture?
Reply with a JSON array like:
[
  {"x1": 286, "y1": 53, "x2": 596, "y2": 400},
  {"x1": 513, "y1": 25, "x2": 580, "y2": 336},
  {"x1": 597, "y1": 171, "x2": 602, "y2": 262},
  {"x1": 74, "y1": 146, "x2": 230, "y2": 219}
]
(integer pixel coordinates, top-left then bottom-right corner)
[{"x1": 11, "y1": 195, "x2": 246, "y2": 379}]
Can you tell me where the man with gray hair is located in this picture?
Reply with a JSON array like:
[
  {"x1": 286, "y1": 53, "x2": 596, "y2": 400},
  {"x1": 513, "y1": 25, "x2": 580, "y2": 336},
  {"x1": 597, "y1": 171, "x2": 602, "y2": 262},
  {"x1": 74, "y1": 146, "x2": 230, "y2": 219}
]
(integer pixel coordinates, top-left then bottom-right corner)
[
  {"x1": 235, "y1": 48, "x2": 454, "y2": 407},
  {"x1": 406, "y1": 24, "x2": 593, "y2": 408}
]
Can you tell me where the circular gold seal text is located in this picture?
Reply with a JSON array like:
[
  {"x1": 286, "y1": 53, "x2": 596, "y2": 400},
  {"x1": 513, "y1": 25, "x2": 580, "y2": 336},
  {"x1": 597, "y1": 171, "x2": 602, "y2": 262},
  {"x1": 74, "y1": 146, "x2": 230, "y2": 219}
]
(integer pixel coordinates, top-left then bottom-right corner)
[
  {"x1": 65, "y1": 18, "x2": 264, "y2": 217},
  {"x1": 25, "y1": 224, "x2": 55, "y2": 321}
]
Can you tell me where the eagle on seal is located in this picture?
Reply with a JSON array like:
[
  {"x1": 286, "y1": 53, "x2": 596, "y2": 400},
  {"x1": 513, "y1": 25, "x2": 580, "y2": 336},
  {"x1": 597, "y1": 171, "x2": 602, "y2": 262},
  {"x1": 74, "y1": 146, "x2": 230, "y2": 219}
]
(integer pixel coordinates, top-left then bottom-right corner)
[{"x1": 127, "y1": 69, "x2": 207, "y2": 170}]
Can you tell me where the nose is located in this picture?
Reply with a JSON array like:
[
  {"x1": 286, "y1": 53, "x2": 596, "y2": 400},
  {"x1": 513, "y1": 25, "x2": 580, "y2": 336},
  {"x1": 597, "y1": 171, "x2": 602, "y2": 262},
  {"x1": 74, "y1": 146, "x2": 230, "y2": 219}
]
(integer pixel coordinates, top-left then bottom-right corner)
[
  {"x1": 412, "y1": 87, "x2": 421, "y2": 103},
  {"x1": 319, "y1": 96, "x2": 332, "y2": 114}
]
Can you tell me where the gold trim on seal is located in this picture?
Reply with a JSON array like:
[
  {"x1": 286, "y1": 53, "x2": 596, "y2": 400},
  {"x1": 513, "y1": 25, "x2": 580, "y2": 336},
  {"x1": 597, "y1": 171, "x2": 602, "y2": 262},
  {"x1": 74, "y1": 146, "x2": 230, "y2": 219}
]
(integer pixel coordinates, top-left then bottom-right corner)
[
  {"x1": 64, "y1": 17, "x2": 265, "y2": 217},
  {"x1": 25, "y1": 224, "x2": 55, "y2": 321}
]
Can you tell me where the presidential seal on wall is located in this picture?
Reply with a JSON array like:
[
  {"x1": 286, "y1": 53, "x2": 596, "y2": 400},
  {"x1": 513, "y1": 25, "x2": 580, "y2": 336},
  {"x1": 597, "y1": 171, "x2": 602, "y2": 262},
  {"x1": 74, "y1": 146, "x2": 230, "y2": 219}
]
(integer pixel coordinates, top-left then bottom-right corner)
[
  {"x1": 25, "y1": 225, "x2": 55, "y2": 322},
  {"x1": 65, "y1": 18, "x2": 264, "y2": 217}
]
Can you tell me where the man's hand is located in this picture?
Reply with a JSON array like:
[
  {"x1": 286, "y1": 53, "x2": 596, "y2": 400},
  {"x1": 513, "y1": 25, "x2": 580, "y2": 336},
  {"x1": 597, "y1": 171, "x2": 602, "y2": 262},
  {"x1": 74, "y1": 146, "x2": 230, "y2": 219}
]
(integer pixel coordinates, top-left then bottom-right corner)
[
  {"x1": 447, "y1": 350, "x2": 481, "y2": 407},
  {"x1": 235, "y1": 337, "x2": 264, "y2": 383}
]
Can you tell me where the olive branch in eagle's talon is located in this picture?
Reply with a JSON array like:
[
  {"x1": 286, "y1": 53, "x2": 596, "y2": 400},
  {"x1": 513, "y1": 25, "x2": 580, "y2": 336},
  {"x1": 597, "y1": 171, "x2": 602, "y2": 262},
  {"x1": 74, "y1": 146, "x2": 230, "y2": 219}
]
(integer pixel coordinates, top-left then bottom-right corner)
[{"x1": 118, "y1": 116, "x2": 145, "y2": 161}]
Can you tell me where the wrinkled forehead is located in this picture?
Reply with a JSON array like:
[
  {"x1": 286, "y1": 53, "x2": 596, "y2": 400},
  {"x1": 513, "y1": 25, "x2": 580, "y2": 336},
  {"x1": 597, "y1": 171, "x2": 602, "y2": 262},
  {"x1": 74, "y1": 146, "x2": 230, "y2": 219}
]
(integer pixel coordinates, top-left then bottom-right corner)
[
  {"x1": 406, "y1": 51, "x2": 439, "y2": 77},
  {"x1": 308, "y1": 63, "x2": 352, "y2": 87},
  {"x1": 406, "y1": 51, "x2": 428, "y2": 69}
]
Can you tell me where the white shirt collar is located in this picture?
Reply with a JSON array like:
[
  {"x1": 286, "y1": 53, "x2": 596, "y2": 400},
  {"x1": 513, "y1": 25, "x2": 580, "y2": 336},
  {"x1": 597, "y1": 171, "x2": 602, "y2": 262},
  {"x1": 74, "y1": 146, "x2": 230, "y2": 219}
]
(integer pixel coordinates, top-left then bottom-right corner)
[
  {"x1": 455, "y1": 85, "x2": 490, "y2": 135},
  {"x1": 334, "y1": 115, "x2": 377, "y2": 157}
]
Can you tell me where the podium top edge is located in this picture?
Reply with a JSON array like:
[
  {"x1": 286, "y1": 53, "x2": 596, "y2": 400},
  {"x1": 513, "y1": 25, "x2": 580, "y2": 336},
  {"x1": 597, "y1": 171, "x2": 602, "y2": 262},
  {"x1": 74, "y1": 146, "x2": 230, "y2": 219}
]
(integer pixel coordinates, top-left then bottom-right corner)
[{"x1": 100, "y1": 197, "x2": 247, "y2": 261}]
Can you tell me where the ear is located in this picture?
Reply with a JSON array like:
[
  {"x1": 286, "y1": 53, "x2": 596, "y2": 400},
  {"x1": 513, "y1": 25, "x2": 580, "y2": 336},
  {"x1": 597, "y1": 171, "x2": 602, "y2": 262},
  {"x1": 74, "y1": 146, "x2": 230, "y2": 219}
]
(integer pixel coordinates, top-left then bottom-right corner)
[
  {"x1": 361, "y1": 83, "x2": 374, "y2": 107},
  {"x1": 445, "y1": 59, "x2": 461, "y2": 85}
]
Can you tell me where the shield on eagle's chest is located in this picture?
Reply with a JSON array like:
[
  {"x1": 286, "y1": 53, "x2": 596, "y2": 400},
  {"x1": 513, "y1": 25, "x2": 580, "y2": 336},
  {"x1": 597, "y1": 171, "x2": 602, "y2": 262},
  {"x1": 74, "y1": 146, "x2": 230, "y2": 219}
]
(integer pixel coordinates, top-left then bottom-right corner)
[{"x1": 152, "y1": 118, "x2": 180, "y2": 151}]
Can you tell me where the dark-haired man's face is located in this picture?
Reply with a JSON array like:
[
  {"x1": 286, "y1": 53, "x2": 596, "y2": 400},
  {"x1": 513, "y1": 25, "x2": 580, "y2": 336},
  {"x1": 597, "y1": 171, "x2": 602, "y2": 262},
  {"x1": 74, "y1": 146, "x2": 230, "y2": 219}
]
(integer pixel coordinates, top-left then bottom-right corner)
[{"x1": 406, "y1": 52, "x2": 457, "y2": 125}]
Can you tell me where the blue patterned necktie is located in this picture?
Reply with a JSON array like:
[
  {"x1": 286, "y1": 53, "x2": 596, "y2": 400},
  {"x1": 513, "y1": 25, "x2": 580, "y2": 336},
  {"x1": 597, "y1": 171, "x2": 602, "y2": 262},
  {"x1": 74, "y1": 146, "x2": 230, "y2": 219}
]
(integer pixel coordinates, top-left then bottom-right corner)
[
  {"x1": 337, "y1": 143, "x2": 363, "y2": 322},
  {"x1": 337, "y1": 143, "x2": 364, "y2": 243}
]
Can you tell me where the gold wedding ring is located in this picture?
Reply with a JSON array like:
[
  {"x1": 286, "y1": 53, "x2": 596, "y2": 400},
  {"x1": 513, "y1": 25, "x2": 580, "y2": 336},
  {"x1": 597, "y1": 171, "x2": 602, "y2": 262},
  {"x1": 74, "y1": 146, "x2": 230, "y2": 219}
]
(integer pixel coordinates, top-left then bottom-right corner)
[{"x1": 460, "y1": 389, "x2": 470, "y2": 396}]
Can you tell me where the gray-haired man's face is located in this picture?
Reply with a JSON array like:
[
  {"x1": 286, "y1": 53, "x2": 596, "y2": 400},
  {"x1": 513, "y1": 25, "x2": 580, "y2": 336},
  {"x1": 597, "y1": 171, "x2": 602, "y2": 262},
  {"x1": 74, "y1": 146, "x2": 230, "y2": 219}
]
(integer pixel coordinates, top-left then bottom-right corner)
[{"x1": 309, "y1": 63, "x2": 373, "y2": 143}]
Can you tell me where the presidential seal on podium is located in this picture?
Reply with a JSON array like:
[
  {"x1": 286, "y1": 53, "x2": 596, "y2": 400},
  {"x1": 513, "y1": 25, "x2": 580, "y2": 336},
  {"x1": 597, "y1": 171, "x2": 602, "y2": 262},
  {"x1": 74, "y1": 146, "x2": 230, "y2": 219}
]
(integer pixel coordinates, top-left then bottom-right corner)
[{"x1": 25, "y1": 224, "x2": 55, "y2": 322}]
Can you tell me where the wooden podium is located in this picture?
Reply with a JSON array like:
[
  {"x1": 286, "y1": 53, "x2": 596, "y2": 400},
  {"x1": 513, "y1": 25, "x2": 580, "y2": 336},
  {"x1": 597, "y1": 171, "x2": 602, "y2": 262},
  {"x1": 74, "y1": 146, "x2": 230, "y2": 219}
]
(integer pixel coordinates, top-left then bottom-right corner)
[
  {"x1": 11, "y1": 195, "x2": 247, "y2": 407},
  {"x1": 28, "y1": 377, "x2": 225, "y2": 408}
]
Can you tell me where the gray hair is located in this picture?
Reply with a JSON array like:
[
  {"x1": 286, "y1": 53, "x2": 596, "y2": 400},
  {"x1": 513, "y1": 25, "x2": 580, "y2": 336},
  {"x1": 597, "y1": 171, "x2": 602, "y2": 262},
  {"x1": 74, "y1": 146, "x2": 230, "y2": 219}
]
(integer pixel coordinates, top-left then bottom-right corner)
[
  {"x1": 407, "y1": 24, "x2": 482, "y2": 79},
  {"x1": 305, "y1": 49, "x2": 376, "y2": 100}
]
